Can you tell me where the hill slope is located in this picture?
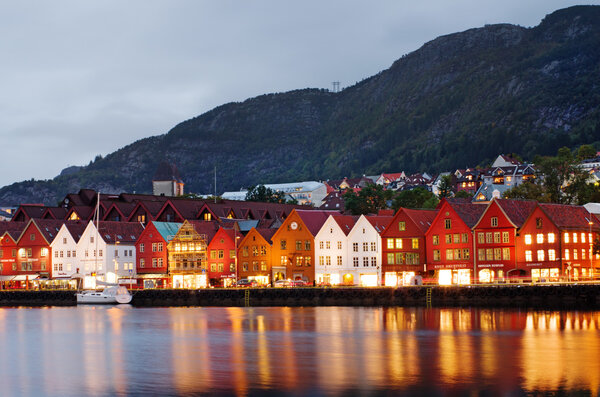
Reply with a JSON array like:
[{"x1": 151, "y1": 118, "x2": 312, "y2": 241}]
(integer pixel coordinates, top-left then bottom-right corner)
[{"x1": 2, "y1": 5, "x2": 600, "y2": 206}]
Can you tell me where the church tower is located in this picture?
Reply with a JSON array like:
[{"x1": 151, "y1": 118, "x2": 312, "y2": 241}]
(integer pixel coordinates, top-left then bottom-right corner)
[{"x1": 152, "y1": 161, "x2": 184, "y2": 197}]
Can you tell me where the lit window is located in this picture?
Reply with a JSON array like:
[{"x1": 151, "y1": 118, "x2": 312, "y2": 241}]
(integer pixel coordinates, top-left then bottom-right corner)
[
  {"x1": 502, "y1": 232, "x2": 509, "y2": 243},
  {"x1": 564, "y1": 249, "x2": 570, "y2": 261},
  {"x1": 494, "y1": 232, "x2": 501, "y2": 243},
  {"x1": 477, "y1": 233, "x2": 484, "y2": 244},
  {"x1": 536, "y1": 234, "x2": 544, "y2": 244},
  {"x1": 564, "y1": 233, "x2": 570, "y2": 243},
  {"x1": 548, "y1": 249, "x2": 556, "y2": 261},
  {"x1": 433, "y1": 235, "x2": 439, "y2": 245},
  {"x1": 387, "y1": 239, "x2": 394, "y2": 249},
  {"x1": 502, "y1": 248, "x2": 510, "y2": 260},
  {"x1": 453, "y1": 234, "x2": 459, "y2": 244},
  {"x1": 433, "y1": 250, "x2": 440, "y2": 261},
  {"x1": 399, "y1": 222, "x2": 406, "y2": 231},
  {"x1": 547, "y1": 233, "x2": 555, "y2": 243},
  {"x1": 524, "y1": 235, "x2": 532, "y2": 245},
  {"x1": 412, "y1": 239, "x2": 419, "y2": 249},
  {"x1": 573, "y1": 233, "x2": 578, "y2": 243},
  {"x1": 387, "y1": 253, "x2": 394, "y2": 264},
  {"x1": 537, "y1": 250, "x2": 545, "y2": 261},
  {"x1": 395, "y1": 239, "x2": 402, "y2": 249},
  {"x1": 525, "y1": 250, "x2": 532, "y2": 262},
  {"x1": 581, "y1": 233, "x2": 586, "y2": 243}
]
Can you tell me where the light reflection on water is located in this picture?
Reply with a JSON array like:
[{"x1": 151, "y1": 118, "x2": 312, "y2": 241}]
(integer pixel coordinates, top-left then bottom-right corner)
[{"x1": 0, "y1": 306, "x2": 598, "y2": 396}]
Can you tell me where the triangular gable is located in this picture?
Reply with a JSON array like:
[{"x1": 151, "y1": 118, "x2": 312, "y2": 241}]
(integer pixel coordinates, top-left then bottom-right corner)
[
  {"x1": 102, "y1": 203, "x2": 127, "y2": 222},
  {"x1": 126, "y1": 201, "x2": 152, "y2": 222},
  {"x1": 196, "y1": 203, "x2": 218, "y2": 221},
  {"x1": 155, "y1": 200, "x2": 185, "y2": 222}
]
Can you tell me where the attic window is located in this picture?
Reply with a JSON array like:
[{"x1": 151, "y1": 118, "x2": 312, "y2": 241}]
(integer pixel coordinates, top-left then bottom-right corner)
[
  {"x1": 203, "y1": 212, "x2": 212, "y2": 221},
  {"x1": 105, "y1": 234, "x2": 111, "y2": 240},
  {"x1": 117, "y1": 235, "x2": 123, "y2": 239},
  {"x1": 130, "y1": 235, "x2": 135, "y2": 239},
  {"x1": 399, "y1": 222, "x2": 406, "y2": 231},
  {"x1": 536, "y1": 218, "x2": 543, "y2": 229}
]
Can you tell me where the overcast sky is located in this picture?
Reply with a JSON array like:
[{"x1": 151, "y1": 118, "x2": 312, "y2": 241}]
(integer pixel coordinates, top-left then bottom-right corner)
[{"x1": 0, "y1": 0, "x2": 596, "y2": 187}]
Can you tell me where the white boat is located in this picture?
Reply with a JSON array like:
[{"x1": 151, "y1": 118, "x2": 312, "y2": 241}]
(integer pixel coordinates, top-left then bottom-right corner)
[{"x1": 76, "y1": 285, "x2": 132, "y2": 304}]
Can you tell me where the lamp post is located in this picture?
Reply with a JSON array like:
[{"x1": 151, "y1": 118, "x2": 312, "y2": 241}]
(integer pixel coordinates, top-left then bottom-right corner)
[{"x1": 234, "y1": 229, "x2": 240, "y2": 287}]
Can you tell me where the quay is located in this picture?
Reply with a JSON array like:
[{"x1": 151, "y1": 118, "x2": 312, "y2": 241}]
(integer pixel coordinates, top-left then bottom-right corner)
[{"x1": 0, "y1": 284, "x2": 599, "y2": 308}]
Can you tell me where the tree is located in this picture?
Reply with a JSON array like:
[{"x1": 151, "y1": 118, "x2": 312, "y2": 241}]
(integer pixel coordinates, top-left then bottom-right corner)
[
  {"x1": 437, "y1": 174, "x2": 454, "y2": 199},
  {"x1": 245, "y1": 185, "x2": 286, "y2": 203},
  {"x1": 343, "y1": 184, "x2": 389, "y2": 215},
  {"x1": 577, "y1": 144, "x2": 597, "y2": 161},
  {"x1": 392, "y1": 187, "x2": 439, "y2": 211},
  {"x1": 503, "y1": 180, "x2": 550, "y2": 202},
  {"x1": 454, "y1": 190, "x2": 473, "y2": 199}
]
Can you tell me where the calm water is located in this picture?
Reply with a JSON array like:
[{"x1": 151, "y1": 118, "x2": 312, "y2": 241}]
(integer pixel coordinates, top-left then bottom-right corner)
[{"x1": 0, "y1": 306, "x2": 599, "y2": 396}]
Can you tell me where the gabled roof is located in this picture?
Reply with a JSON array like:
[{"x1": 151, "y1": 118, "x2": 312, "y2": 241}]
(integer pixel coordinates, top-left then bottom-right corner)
[
  {"x1": 12, "y1": 204, "x2": 48, "y2": 222},
  {"x1": 66, "y1": 206, "x2": 95, "y2": 221},
  {"x1": 295, "y1": 210, "x2": 340, "y2": 236},
  {"x1": 494, "y1": 199, "x2": 538, "y2": 228},
  {"x1": 25, "y1": 219, "x2": 66, "y2": 244},
  {"x1": 332, "y1": 215, "x2": 359, "y2": 235},
  {"x1": 364, "y1": 215, "x2": 393, "y2": 233},
  {"x1": 96, "y1": 221, "x2": 145, "y2": 244},
  {"x1": 151, "y1": 222, "x2": 183, "y2": 242},
  {"x1": 42, "y1": 207, "x2": 68, "y2": 220},
  {"x1": 63, "y1": 221, "x2": 88, "y2": 243},
  {"x1": 255, "y1": 228, "x2": 277, "y2": 244},
  {"x1": 445, "y1": 199, "x2": 487, "y2": 228},
  {"x1": 538, "y1": 203, "x2": 600, "y2": 231},
  {"x1": 188, "y1": 220, "x2": 220, "y2": 244},
  {"x1": 0, "y1": 221, "x2": 27, "y2": 241},
  {"x1": 402, "y1": 208, "x2": 438, "y2": 234},
  {"x1": 102, "y1": 202, "x2": 137, "y2": 221}
]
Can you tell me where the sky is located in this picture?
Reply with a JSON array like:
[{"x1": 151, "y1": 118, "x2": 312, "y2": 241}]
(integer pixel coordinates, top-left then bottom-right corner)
[{"x1": 0, "y1": 0, "x2": 597, "y2": 187}]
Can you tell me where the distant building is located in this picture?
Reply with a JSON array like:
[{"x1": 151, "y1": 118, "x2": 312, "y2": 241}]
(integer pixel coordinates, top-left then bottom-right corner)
[
  {"x1": 152, "y1": 161, "x2": 184, "y2": 197},
  {"x1": 222, "y1": 181, "x2": 327, "y2": 206}
]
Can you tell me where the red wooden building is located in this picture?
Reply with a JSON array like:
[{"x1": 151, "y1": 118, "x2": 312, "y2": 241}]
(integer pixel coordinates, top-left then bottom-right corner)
[
  {"x1": 206, "y1": 227, "x2": 238, "y2": 287},
  {"x1": 136, "y1": 221, "x2": 182, "y2": 288},
  {"x1": 472, "y1": 199, "x2": 537, "y2": 283},
  {"x1": 0, "y1": 222, "x2": 27, "y2": 288},
  {"x1": 516, "y1": 203, "x2": 600, "y2": 282},
  {"x1": 425, "y1": 199, "x2": 486, "y2": 285},
  {"x1": 381, "y1": 208, "x2": 438, "y2": 286}
]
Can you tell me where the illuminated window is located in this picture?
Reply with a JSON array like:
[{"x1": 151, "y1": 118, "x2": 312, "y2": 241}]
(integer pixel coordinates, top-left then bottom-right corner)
[
  {"x1": 548, "y1": 233, "x2": 555, "y2": 243},
  {"x1": 477, "y1": 233, "x2": 484, "y2": 244},
  {"x1": 41, "y1": 248, "x2": 48, "y2": 257},
  {"x1": 433, "y1": 250, "x2": 440, "y2": 261},
  {"x1": 463, "y1": 249, "x2": 470, "y2": 259},
  {"x1": 387, "y1": 239, "x2": 394, "y2": 249},
  {"x1": 502, "y1": 232, "x2": 509, "y2": 243},
  {"x1": 502, "y1": 248, "x2": 510, "y2": 260},
  {"x1": 446, "y1": 249, "x2": 453, "y2": 260},
  {"x1": 486, "y1": 233, "x2": 492, "y2": 243},
  {"x1": 453, "y1": 249, "x2": 461, "y2": 260},
  {"x1": 337, "y1": 241, "x2": 342, "y2": 250},
  {"x1": 140, "y1": 258, "x2": 145, "y2": 268},
  {"x1": 319, "y1": 256, "x2": 324, "y2": 266},
  {"x1": 548, "y1": 249, "x2": 556, "y2": 261},
  {"x1": 494, "y1": 232, "x2": 501, "y2": 243},
  {"x1": 445, "y1": 234, "x2": 452, "y2": 244},
  {"x1": 536, "y1": 234, "x2": 544, "y2": 244},
  {"x1": 395, "y1": 239, "x2": 402, "y2": 249},
  {"x1": 564, "y1": 233, "x2": 570, "y2": 243},
  {"x1": 297, "y1": 240, "x2": 303, "y2": 250},
  {"x1": 319, "y1": 241, "x2": 324, "y2": 249},
  {"x1": 574, "y1": 250, "x2": 578, "y2": 260},
  {"x1": 478, "y1": 249, "x2": 485, "y2": 261},
  {"x1": 537, "y1": 250, "x2": 544, "y2": 261},
  {"x1": 453, "y1": 234, "x2": 459, "y2": 244},
  {"x1": 525, "y1": 250, "x2": 532, "y2": 262},
  {"x1": 296, "y1": 256, "x2": 303, "y2": 266},
  {"x1": 486, "y1": 249, "x2": 493, "y2": 260},
  {"x1": 325, "y1": 256, "x2": 331, "y2": 266},
  {"x1": 203, "y1": 212, "x2": 212, "y2": 221},
  {"x1": 462, "y1": 233, "x2": 468, "y2": 243},
  {"x1": 433, "y1": 235, "x2": 439, "y2": 245},
  {"x1": 387, "y1": 253, "x2": 394, "y2": 264},
  {"x1": 412, "y1": 239, "x2": 419, "y2": 249},
  {"x1": 582, "y1": 248, "x2": 586, "y2": 260},
  {"x1": 581, "y1": 233, "x2": 586, "y2": 243},
  {"x1": 564, "y1": 249, "x2": 570, "y2": 260},
  {"x1": 491, "y1": 217, "x2": 498, "y2": 227},
  {"x1": 524, "y1": 235, "x2": 532, "y2": 245},
  {"x1": 573, "y1": 233, "x2": 578, "y2": 243},
  {"x1": 399, "y1": 222, "x2": 406, "y2": 231},
  {"x1": 494, "y1": 248, "x2": 501, "y2": 260},
  {"x1": 395, "y1": 253, "x2": 403, "y2": 264}
]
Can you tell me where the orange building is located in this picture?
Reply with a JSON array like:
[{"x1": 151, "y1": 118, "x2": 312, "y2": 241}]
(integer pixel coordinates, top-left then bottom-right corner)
[
  {"x1": 271, "y1": 209, "x2": 338, "y2": 283},
  {"x1": 237, "y1": 227, "x2": 276, "y2": 285}
]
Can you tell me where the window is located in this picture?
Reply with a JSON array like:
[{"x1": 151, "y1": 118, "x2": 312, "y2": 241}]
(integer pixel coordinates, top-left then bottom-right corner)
[
  {"x1": 243, "y1": 263, "x2": 248, "y2": 271},
  {"x1": 453, "y1": 249, "x2": 461, "y2": 260},
  {"x1": 453, "y1": 234, "x2": 459, "y2": 244},
  {"x1": 253, "y1": 262, "x2": 258, "y2": 272},
  {"x1": 478, "y1": 249, "x2": 485, "y2": 261},
  {"x1": 337, "y1": 241, "x2": 342, "y2": 250},
  {"x1": 524, "y1": 234, "x2": 532, "y2": 245},
  {"x1": 477, "y1": 233, "x2": 484, "y2": 244},
  {"x1": 218, "y1": 250, "x2": 224, "y2": 259},
  {"x1": 574, "y1": 250, "x2": 578, "y2": 260},
  {"x1": 158, "y1": 243, "x2": 163, "y2": 252},
  {"x1": 370, "y1": 242, "x2": 376, "y2": 251},
  {"x1": 41, "y1": 248, "x2": 48, "y2": 257},
  {"x1": 537, "y1": 250, "x2": 545, "y2": 261},
  {"x1": 581, "y1": 233, "x2": 586, "y2": 243},
  {"x1": 296, "y1": 257, "x2": 303, "y2": 266},
  {"x1": 547, "y1": 233, "x2": 555, "y2": 243},
  {"x1": 563, "y1": 233, "x2": 570, "y2": 243},
  {"x1": 210, "y1": 250, "x2": 217, "y2": 259},
  {"x1": 90, "y1": 236, "x2": 94, "y2": 243},
  {"x1": 525, "y1": 250, "x2": 532, "y2": 262},
  {"x1": 462, "y1": 233, "x2": 468, "y2": 243},
  {"x1": 502, "y1": 232, "x2": 509, "y2": 243},
  {"x1": 363, "y1": 242, "x2": 368, "y2": 251},
  {"x1": 387, "y1": 253, "x2": 395, "y2": 264},
  {"x1": 446, "y1": 249, "x2": 453, "y2": 260},
  {"x1": 494, "y1": 248, "x2": 501, "y2": 260},
  {"x1": 536, "y1": 218, "x2": 543, "y2": 229},
  {"x1": 582, "y1": 248, "x2": 586, "y2": 260},
  {"x1": 152, "y1": 258, "x2": 158, "y2": 268},
  {"x1": 536, "y1": 234, "x2": 544, "y2": 244},
  {"x1": 371, "y1": 257, "x2": 377, "y2": 267},
  {"x1": 337, "y1": 256, "x2": 342, "y2": 266},
  {"x1": 319, "y1": 256, "x2": 324, "y2": 266},
  {"x1": 493, "y1": 232, "x2": 500, "y2": 243},
  {"x1": 412, "y1": 239, "x2": 419, "y2": 249},
  {"x1": 140, "y1": 259, "x2": 145, "y2": 268},
  {"x1": 280, "y1": 256, "x2": 287, "y2": 266},
  {"x1": 319, "y1": 241, "x2": 324, "y2": 249},
  {"x1": 305, "y1": 257, "x2": 311, "y2": 266},
  {"x1": 548, "y1": 249, "x2": 556, "y2": 261},
  {"x1": 353, "y1": 243, "x2": 358, "y2": 252},
  {"x1": 353, "y1": 257, "x2": 359, "y2": 267},
  {"x1": 502, "y1": 248, "x2": 510, "y2": 260},
  {"x1": 387, "y1": 239, "x2": 394, "y2": 249},
  {"x1": 399, "y1": 222, "x2": 406, "y2": 231},
  {"x1": 433, "y1": 250, "x2": 440, "y2": 261},
  {"x1": 485, "y1": 233, "x2": 492, "y2": 244},
  {"x1": 486, "y1": 249, "x2": 493, "y2": 261},
  {"x1": 296, "y1": 240, "x2": 302, "y2": 250},
  {"x1": 305, "y1": 241, "x2": 311, "y2": 250},
  {"x1": 573, "y1": 233, "x2": 578, "y2": 243},
  {"x1": 491, "y1": 217, "x2": 498, "y2": 227},
  {"x1": 325, "y1": 256, "x2": 331, "y2": 266},
  {"x1": 280, "y1": 240, "x2": 286, "y2": 250},
  {"x1": 445, "y1": 234, "x2": 452, "y2": 244},
  {"x1": 433, "y1": 235, "x2": 439, "y2": 245},
  {"x1": 219, "y1": 263, "x2": 224, "y2": 272},
  {"x1": 363, "y1": 257, "x2": 369, "y2": 267},
  {"x1": 395, "y1": 239, "x2": 402, "y2": 249},
  {"x1": 564, "y1": 249, "x2": 570, "y2": 260},
  {"x1": 30, "y1": 233, "x2": 35, "y2": 241},
  {"x1": 230, "y1": 263, "x2": 235, "y2": 272},
  {"x1": 445, "y1": 219, "x2": 451, "y2": 229},
  {"x1": 27, "y1": 248, "x2": 32, "y2": 258},
  {"x1": 395, "y1": 253, "x2": 403, "y2": 264},
  {"x1": 140, "y1": 243, "x2": 145, "y2": 253}
]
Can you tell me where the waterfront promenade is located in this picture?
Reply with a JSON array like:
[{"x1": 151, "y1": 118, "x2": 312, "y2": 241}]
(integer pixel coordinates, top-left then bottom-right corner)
[{"x1": 1, "y1": 284, "x2": 599, "y2": 308}]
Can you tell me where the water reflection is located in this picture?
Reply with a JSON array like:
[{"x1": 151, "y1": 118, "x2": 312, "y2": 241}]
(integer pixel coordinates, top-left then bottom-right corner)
[{"x1": 0, "y1": 306, "x2": 598, "y2": 395}]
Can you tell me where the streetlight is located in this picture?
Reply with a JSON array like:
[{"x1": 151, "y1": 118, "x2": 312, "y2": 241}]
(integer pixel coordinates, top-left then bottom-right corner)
[{"x1": 234, "y1": 228, "x2": 240, "y2": 287}]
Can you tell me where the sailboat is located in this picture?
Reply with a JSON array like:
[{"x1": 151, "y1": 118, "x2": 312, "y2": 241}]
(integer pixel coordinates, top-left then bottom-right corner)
[{"x1": 75, "y1": 193, "x2": 132, "y2": 304}]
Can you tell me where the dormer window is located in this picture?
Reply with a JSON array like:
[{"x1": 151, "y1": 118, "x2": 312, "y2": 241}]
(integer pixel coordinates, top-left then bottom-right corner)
[{"x1": 491, "y1": 217, "x2": 498, "y2": 227}]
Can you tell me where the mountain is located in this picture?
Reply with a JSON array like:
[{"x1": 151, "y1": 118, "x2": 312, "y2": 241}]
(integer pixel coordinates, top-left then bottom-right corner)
[{"x1": 2, "y1": 5, "x2": 600, "y2": 206}]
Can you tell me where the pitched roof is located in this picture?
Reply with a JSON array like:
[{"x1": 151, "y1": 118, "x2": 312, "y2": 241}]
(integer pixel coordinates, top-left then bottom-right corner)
[
  {"x1": 538, "y1": 203, "x2": 600, "y2": 231},
  {"x1": 188, "y1": 221, "x2": 220, "y2": 244},
  {"x1": 152, "y1": 222, "x2": 183, "y2": 242},
  {"x1": 332, "y1": 215, "x2": 359, "y2": 235},
  {"x1": 64, "y1": 221, "x2": 88, "y2": 243},
  {"x1": 0, "y1": 221, "x2": 27, "y2": 241},
  {"x1": 402, "y1": 208, "x2": 438, "y2": 234},
  {"x1": 153, "y1": 161, "x2": 183, "y2": 182},
  {"x1": 30, "y1": 219, "x2": 67, "y2": 244},
  {"x1": 96, "y1": 221, "x2": 145, "y2": 244},
  {"x1": 295, "y1": 210, "x2": 340, "y2": 236},
  {"x1": 494, "y1": 199, "x2": 538, "y2": 228},
  {"x1": 446, "y1": 200, "x2": 487, "y2": 228},
  {"x1": 255, "y1": 228, "x2": 277, "y2": 244},
  {"x1": 364, "y1": 215, "x2": 393, "y2": 233}
]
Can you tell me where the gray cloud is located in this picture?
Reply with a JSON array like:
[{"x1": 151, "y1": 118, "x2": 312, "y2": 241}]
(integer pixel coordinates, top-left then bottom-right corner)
[{"x1": 0, "y1": 0, "x2": 595, "y2": 186}]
